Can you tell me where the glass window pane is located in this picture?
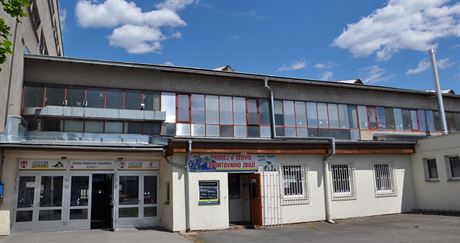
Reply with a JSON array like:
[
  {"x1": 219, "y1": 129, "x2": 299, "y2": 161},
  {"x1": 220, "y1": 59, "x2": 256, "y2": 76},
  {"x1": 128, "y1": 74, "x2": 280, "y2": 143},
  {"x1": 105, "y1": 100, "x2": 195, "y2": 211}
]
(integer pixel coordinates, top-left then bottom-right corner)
[
  {"x1": 144, "y1": 176, "x2": 157, "y2": 204},
  {"x1": 247, "y1": 99, "x2": 259, "y2": 125},
  {"x1": 234, "y1": 126, "x2": 247, "y2": 138},
  {"x1": 144, "y1": 207, "x2": 157, "y2": 217},
  {"x1": 384, "y1": 107, "x2": 395, "y2": 130},
  {"x1": 125, "y1": 91, "x2": 142, "y2": 110},
  {"x1": 42, "y1": 118, "x2": 61, "y2": 131},
  {"x1": 259, "y1": 99, "x2": 271, "y2": 126},
  {"x1": 295, "y1": 101, "x2": 307, "y2": 127},
  {"x1": 87, "y1": 89, "x2": 105, "y2": 108},
  {"x1": 402, "y1": 109, "x2": 412, "y2": 130},
  {"x1": 328, "y1": 104, "x2": 339, "y2": 128},
  {"x1": 64, "y1": 120, "x2": 84, "y2": 132},
  {"x1": 317, "y1": 103, "x2": 328, "y2": 128},
  {"x1": 206, "y1": 125, "x2": 219, "y2": 136},
  {"x1": 410, "y1": 110, "x2": 419, "y2": 130},
  {"x1": 119, "y1": 176, "x2": 139, "y2": 205},
  {"x1": 367, "y1": 107, "x2": 377, "y2": 129},
  {"x1": 85, "y1": 120, "x2": 103, "y2": 133},
  {"x1": 106, "y1": 89, "x2": 123, "y2": 109},
  {"x1": 144, "y1": 92, "x2": 160, "y2": 111},
  {"x1": 233, "y1": 97, "x2": 246, "y2": 125},
  {"x1": 219, "y1": 96, "x2": 233, "y2": 125},
  {"x1": 426, "y1": 110, "x2": 435, "y2": 131},
  {"x1": 376, "y1": 107, "x2": 386, "y2": 129},
  {"x1": 306, "y1": 102, "x2": 318, "y2": 128},
  {"x1": 247, "y1": 125, "x2": 260, "y2": 137},
  {"x1": 125, "y1": 122, "x2": 142, "y2": 134},
  {"x1": 105, "y1": 121, "x2": 123, "y2": 133},
  {"x1": 176, "y1": 123, "x2": 191, "y2": 136},
  {"x1": 449, "y1": 156, "x2": 460, "y2": 177},
  {"x1": 418, "y1": 110, "x2": 427, "y2": 131},
  {"x1": 274, "y1": 100, "x2": 284, "y2": 126},
  {"x1": 70, "y1": 209, "x2": 88, "y2": 220},
  {"x1": 206, "y1": 95, "x2": 219, "y2": 124},
  {"x1": 17, "y1": 176, "x2": 35, "y2": 208},
  {"x1": 358, "y1": 105, "x2": 368, "y2": 129},
  {"x1": 119, "y1": 208, "x2": 138, "y2": 218},
  {"x1": 220, "y1": 125, "x2": 234, "y2": 137},
  {"x1": 435, "y1": 111, "x2": 443, "y2": 131},
  {"x1": 40, "y1": 176, "x2": 63, "y2": 207},
  {"x1": 260, "y1": 126, "x2": 271, "y2": 138},
  {"x1": 191, "y1": 124, "x2": 205, "y2": 136},
  {"x1": 71, "y1": 176, "x2": 89, "y2": 207},
  {"x1": 39, "y1": 210, "x2": 61, "y2": 221},
  {"x1": 68, "y1": 87, "x2": 85, "y2": 107},
  {"x1": 143, "y1": 123, "x2": 161, "y2": 136},
  {"x1": 177, "y1": 95, "x2": 190, "y2": 122},
  {"x1": 161, "y1": 92, "x2": 176, "y2": 123},
  {"x1": 283, "y1": 101, "x2": 295, "y2": 127},
  {"x1": 348, "y1": 105, "x2": 358, "y2": 129},
  {"x1": 285, "y1": 127, "x2": 296, "y2": 137},
  {"x1": 339, "y1": 104, "x2": 349, "y2": 129},
  {"x1": 16, "y1": 211, "x2": 33, "y2": 222},
  {"x1": 394, "y1": 108, "x2": 403, "y2": 131},
  {"x1": 426, "y1": 159, "x2": 438, "y2": 179},
  {"x1": 191, "y1": 94, "x2": 205, "y2": 124},
  {"x1": 23, "y1": 86, "x2": 44, "y2": 107},
  {"x1": 46, "y1": 87, "x2": 65, "y2": 106}
]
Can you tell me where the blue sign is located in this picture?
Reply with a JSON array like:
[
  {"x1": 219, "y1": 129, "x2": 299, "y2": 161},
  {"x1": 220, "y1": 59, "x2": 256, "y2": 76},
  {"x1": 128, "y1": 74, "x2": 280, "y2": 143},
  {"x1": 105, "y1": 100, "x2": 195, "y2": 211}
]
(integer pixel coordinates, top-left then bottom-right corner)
[
  {"x1": 0, "y1": 183, "x2": 4, "y2": 198},
  {"x1": 188, "y1": 154, "x2": 276, "y2": 172}
]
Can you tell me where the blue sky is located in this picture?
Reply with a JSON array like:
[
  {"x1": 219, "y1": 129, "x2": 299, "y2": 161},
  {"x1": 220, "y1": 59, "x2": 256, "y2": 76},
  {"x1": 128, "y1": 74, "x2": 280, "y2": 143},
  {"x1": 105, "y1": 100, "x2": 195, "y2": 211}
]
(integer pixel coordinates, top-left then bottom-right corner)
[{"x1": 59, "y1": 0, "x2": 459, "y2": 92}]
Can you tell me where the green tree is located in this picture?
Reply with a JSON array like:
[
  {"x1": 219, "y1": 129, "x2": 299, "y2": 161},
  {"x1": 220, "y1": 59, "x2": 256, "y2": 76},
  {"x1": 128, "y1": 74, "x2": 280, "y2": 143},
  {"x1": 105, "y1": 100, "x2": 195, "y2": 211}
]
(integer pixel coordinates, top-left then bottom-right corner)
[{"x1": 0, "y1": 0, "x2": 28, "y2": 68}]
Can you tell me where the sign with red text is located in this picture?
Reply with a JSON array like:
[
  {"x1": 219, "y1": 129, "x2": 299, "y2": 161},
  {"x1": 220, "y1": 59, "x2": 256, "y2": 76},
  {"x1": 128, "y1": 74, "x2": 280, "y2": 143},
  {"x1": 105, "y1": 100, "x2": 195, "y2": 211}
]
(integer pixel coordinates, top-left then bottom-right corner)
[{"x1": 188, "y1": 154, "x2": 276, "y2": 172}]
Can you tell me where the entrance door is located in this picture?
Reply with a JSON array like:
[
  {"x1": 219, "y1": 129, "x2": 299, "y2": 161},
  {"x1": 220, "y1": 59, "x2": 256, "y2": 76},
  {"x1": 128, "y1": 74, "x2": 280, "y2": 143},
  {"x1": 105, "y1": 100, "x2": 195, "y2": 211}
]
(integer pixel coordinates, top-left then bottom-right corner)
[
  {"x1": 116, "y1": 173, "x2": 159, "y2": 228},
  {"x1": 228, "y1": 174, "x2": 250, "y2": 223},
  {"x1": 91, "y1": 174, "x2": 113, "y2": 229},
  {"x1": 249, "y1": 174, "x2": 262, "y2": 226},
  {"x1": 68, "y1": 175, "x2": 91, "y2": 230}
]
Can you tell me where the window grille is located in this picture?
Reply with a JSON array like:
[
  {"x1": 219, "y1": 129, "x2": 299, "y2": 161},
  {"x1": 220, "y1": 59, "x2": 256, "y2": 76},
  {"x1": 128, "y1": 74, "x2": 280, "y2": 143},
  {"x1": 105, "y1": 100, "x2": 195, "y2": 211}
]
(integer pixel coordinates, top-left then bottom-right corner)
[
  {"x1": 281, "y1": 165, "x2": 308, "y2": 205},
  {"x1": 330, "y1": 163, "x2": 356, "y2": 200},
  {"x1": 373, "y1": 162, "x2": 397, "y2": 197}
]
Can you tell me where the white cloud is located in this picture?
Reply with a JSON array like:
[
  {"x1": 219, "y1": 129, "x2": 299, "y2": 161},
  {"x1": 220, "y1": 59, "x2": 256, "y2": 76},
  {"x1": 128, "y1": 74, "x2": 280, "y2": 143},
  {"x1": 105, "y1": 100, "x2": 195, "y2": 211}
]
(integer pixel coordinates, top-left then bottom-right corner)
[
  {"x1": 314, "y1": 61, "x2": 337, "y2": 69},
  {"x1": 333, "y1": 0, "x2": 460, "y2": 60},
  {"x1": 75, "y1": 0, "x2": 195, "y2": 54},
  {"x1": 359, "y1": 65, "x2": 391, "y2": 84},
  {"x1": 319, "y1": 71, "x2": 334, "y2": 80},
  {"x1": 59, "y1": 8, "x2": 67, "y2": 30},
  {"x1": 278, "y1": 59, "x2": 306, "y2": 71},
  {"x1": 163, "y1": 61, "x2": 175, "y2": 66},
  {"x1": 406, "y1": 57, "x2": 454, "y2": 75}
]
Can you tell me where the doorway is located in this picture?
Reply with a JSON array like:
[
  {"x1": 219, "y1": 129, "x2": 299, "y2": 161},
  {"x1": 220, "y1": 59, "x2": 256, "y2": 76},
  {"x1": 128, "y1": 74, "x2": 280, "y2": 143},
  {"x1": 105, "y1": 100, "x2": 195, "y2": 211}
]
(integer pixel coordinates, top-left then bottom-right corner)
[
  {"x1": 228, "y1": 173, "x2": 251, "y2": 225},
  {"x1": 91, "y1": 174, "x2": 113, "y2": 229}
]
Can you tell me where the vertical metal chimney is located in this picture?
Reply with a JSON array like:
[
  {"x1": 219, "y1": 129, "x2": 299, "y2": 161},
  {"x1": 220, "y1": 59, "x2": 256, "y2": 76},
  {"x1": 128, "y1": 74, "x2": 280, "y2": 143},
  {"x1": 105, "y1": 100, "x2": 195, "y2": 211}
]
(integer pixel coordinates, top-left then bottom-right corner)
[{"x1": 428, "y1": 49, "x2": 449, "y2": 135}]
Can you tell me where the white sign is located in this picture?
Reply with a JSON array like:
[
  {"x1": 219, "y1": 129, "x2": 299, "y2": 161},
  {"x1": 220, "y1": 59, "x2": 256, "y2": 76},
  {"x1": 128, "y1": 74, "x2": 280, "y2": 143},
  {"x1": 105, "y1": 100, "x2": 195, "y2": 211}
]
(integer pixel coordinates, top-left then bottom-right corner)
[
  {"x1": 118, "y1": 161, "x2": 159, "y2": 170},
  {"x1": 70, "y1": 160, "x2": 115, "y2": 170},
  {"x1": 26, "y1": 182, "x2": 35, "y2": 188},
  {"x1": 18, "y1": 160, "x2": 66, "y2": 170}
]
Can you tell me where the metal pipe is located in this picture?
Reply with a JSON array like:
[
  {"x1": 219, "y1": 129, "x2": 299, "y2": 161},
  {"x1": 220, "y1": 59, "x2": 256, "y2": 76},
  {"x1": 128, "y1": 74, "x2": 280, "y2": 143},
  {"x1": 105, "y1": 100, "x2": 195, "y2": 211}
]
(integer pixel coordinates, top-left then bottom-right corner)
[
  {"x1": 263, "y1": 79, "x2": 336, "y2": 224},
  {"x1": 429, "y1": 49, "x2": 449, "y2": 135},
  {"x1": 184, "y1": 139, "x2": 192, "y2": 231}
]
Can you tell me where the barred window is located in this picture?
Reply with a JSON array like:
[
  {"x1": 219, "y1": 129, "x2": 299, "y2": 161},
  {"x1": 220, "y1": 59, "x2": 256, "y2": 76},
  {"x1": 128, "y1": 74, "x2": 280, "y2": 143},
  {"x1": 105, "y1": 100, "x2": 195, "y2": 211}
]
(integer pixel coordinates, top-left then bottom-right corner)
[
  {"x1": 281, "y1": 165, "x2": 308, "y2": 205},
  {"x1": 373, "y1": 163, "x2": 397, "y2": 197},
  {"x1": 330, "y1": 163, "x2": 356, "y2": 200}
]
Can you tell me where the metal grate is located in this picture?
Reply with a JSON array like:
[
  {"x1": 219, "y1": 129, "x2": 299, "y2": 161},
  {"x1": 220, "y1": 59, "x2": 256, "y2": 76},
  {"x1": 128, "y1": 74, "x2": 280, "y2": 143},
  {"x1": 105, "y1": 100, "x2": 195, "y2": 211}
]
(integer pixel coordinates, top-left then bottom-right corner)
[
  {"x1": 374, "y1": 162, "x2": 397, "y2": 197},
  {"x1": 330, "y1": 163, "x2": 356, "y2": 200},
  {"x1": 260, "y1": 166, "x2": 282, "y2": 229},
  {"x1": 281, "y1": 165, "x2": 309, "y2": 205}
]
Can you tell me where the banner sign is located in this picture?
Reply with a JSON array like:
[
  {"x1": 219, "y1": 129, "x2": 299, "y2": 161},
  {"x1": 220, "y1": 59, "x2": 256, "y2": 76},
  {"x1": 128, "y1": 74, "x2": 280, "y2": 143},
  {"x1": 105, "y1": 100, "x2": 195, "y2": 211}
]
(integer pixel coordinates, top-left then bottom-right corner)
[
  {"x1": 70, "y1": 160, "x2": 115, "y2": 170},
  {"x1": 188, "y1": 154, "x2": 276, "y2": 172},
  {"x1": 118, "y1": 161, "x2": 159, "y2": 170},
  {"x1": 18, "y1": 160, "x2": 65, "y2": 170},
  {"x1": 198, "y1": 181, "x2": 219, "y2": 205}
]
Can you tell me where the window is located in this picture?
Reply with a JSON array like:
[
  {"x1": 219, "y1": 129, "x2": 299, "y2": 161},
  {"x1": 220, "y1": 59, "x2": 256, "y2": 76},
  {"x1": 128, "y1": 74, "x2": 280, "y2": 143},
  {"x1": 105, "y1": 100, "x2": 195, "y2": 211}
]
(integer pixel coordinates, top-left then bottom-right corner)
[
  {"x1": 125, "y1": 122, "x2": 143, "y2": 134},
  {"x1": 144, "y1": 92, "x2": 160, "y2": 111},
  {"x1": 68, "y1": 87, "x2": 85, "y2": 107},
  {"x1": 191, "y1": 94, "x2": 205, "y2": 136},
  {"x1": 330, "y1": 163, "x2": 355, "y2": 200},
  {"x1": 85, "y1": 121, "x2": 103, "y2": 133},
  {"x1": 367, "y1": 107, "x2": 378, "y2": 129},
  {"x1": 410, "y1": 110, "x2": 419, "y2": 130},
  {"x1": 206, "y1": 95, "x2": 219, "y2": 136},
  {"x1": 393, "y1": 108, "x2": 403, "y2": 131},
  {"x1": 198, "y1": 181, "x2": 219, "y2": 205},
  {"x1": 233, "y1": 97, "x2": 246, "y2": 138},
  {"x1": 327, "y1": 104, "x2": 339, "y2": 129},
  {"x1": 86, "y1": 89, "x2": 105, "y2": 108},
  {"x1": 295, "y1": 101, "x2": 308, "y2": 137},
  {"x1": 64, "y1": 120, "x2": 84, "y2": 132},
  {"x1": 23, "y1": 86, "x2": 44, "y2": 107},
  {"x1": 104, "y1": 121, "x2": 123, "y2": 133},
  {"x1": 283, "y1": 100, "x2": 296, "y2": 136},
  {"x1": 274, "y1": 100, "x2": 284, "y2": 136},
  {"x1": 338, "y1": 104, "x2": 349, "y2": 129},
  {"x1": 42, "y1": 118, "x2": 61, "y2": 131},
  {"x1": 247, "y1": 99, "x2": 260, "y2": 137},
  {"x1": 125, "y1": 91, "x2": 142, "y2": 110},
  {"x1": 348, "y1": 105, "x2": 360, "y2": 140},
  {"x1": 281, "y1": 165, "x2": 308, "y2": 205},
  {"x1": 357, "y1": 105, "x2": 368, "y2": 130},
  {"x1": 424, "y1": 159, "x2": 439, "y2": 180},
  {"x1": 418, "y1": 110, "x2": 427, "y2": 131},
  {"x1": 446, "y1": 156, "x2": 460, "y2": 180},
  {"x1": 219, "y1": 96, "x2": 233, "y2": 137},
  {"x1": 161, "y1": 92, "x2": 176, "y2": 123},
  {"x1": 402, "y1": 109, "x2": 412, "y2": 130},
  {"x1": 376, "y1": 107, "x2": 386, "y2": 129},
  {"x1": 384, "y1": 107, "x2": 395, "y2": 130},
  {"x1": 259, "y1": 99, "x2": 271, "y2": 137},
  {"x1": 317, "y1": 103, "x2": 328, "y2": 128},
  {"x1": 45, "y1": 87, "x2": 65, "y2": 106},
  {"x1": 426, "y1": 110, "x2": 435, "y2": 132},
  {"x1": 177, "y1": 95, "x2": 190, "y2": 122},
  {"x1": 374, "y1": 163, "x2": 397, "y2": 197},
  {"x1": 106, "y1": 89, "x2": 123, "y2": 109}
]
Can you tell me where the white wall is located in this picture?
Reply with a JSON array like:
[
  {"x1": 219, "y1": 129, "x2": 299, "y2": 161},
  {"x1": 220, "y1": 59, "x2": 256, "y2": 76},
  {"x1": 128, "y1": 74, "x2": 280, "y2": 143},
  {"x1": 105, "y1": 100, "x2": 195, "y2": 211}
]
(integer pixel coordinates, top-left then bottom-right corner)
[{"x1": 411, "y1": 134, "x2": 460, "y2": 211}]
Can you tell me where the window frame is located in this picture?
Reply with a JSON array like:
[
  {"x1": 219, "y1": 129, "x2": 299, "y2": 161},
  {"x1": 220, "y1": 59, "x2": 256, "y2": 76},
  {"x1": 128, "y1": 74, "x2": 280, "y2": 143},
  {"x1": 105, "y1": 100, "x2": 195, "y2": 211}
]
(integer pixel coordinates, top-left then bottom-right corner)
[
  {"x1": 445, "y1": 155, "x2": 460, "y2": 181},
  {"x1": 423, "y1": 158, "x2": 439, "y2": 181},
  {"x1": 372, "y1": 161, "x2": 397, "y2": 197},
  {"x1": 329, "y1": 162, "x2": 356, "y2": 201},
  {"x1": 281, "y1": 164, "x2": 309, "y2": 205}
]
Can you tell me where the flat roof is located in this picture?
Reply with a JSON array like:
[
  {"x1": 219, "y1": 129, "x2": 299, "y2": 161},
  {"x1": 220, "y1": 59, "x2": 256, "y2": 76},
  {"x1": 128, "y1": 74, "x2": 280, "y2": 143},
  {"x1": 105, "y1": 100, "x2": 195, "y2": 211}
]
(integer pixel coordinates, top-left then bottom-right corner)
[{"x1": 24, "y1": 54, "x2": 460, "y2": 99}]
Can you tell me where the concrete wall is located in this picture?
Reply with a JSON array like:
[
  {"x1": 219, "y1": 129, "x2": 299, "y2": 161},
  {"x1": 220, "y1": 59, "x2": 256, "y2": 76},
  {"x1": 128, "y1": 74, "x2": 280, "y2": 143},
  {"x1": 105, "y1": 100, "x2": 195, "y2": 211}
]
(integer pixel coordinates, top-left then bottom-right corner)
[
  {"x1": 0, "y1": 0, "x2": 63, "y2": 132},
  {"x1": 0, "y1": 149, "x2": 166, "y2": 235},
  {"x1": 411, "y1": 134, "x2": 460, "y2": 211}
]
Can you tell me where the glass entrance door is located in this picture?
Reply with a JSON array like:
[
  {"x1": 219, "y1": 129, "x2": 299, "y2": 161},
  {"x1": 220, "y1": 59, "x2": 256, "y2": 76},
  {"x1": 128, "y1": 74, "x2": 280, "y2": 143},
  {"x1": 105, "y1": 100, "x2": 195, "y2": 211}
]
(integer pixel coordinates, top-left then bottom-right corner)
[
  {"x1": 116, "y1": 173, "x2": 159, "y2": 228},
  {"x1": 68, "y1": 175, "x2": 91, "y2": 230},
  {"x1": 14, "y1": 176, "x2": 37, "y2": 232}
]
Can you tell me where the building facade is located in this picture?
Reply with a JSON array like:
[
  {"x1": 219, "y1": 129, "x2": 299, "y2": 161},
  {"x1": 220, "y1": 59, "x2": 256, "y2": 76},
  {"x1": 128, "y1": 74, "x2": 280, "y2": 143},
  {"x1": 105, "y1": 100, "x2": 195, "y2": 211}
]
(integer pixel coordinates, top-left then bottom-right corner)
[{"x1": 0, "y1": 55, "x2": 459, "y2": 235}]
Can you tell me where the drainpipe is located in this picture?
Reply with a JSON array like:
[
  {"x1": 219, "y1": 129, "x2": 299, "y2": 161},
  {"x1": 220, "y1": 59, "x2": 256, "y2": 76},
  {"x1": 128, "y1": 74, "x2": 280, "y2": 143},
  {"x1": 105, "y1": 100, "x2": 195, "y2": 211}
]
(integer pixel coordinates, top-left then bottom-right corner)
[
  {"x1": 184, "y1": 139, "x2": 192, "y2": 231},
  {"x1": 263, "y1": 78, "x2": 336, "y2": 224},
  {"x1": 428, "y1": 49, "x2": 448, "y2": 135}
]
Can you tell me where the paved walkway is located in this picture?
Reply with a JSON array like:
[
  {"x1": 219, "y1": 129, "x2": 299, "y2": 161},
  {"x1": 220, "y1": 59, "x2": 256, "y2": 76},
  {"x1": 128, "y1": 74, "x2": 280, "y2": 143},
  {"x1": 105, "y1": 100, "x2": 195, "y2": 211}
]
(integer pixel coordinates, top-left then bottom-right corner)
[
  {"x1": 197, "y1": 214, "x2": 460, "y2": 243},
  {"x1": 0, "y1": 228, "x2": 189, "y2": 243}
]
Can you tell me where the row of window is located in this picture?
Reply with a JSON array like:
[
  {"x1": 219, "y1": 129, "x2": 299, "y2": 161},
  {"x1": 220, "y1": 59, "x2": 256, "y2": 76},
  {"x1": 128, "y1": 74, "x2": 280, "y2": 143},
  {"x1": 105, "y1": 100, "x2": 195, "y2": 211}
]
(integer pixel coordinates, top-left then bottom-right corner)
[
  {"x1": 424, "y1": 156, "x2": 460, "y2": 181},
  {"x1": 23, "y1": 85, "x2": 161, "y2": 111},
  {"x1": 281, "y1": 162, "x2": 397, "y2": 202},
  {"x1": 25, "y1": 118, "x2": 161, "y2": 135}
]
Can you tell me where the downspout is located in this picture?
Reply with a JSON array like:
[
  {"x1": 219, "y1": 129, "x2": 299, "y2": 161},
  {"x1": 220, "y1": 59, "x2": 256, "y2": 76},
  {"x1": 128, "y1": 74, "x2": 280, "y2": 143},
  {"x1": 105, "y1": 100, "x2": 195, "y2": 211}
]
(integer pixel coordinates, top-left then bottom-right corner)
[
  {"x1": 184, "y1": 139, "x2": 192, "y2": 231},
  {"x1": 263, "y1": 78, "x2": 336, "y2": 224}
]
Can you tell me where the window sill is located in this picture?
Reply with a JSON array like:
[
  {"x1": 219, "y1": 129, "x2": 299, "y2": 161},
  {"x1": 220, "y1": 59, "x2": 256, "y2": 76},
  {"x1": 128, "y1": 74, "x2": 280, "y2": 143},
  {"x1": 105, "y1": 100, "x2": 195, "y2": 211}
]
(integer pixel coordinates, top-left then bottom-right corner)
[
  {"x1": 424, "y1": 179, "x2": 440, "y2": 182},
  {"x1": 447, "y1": 178, "x2": 460, "y2": 182},
  {"x1": 331, "y1": 193, "x2": 356, "y2": 201}
]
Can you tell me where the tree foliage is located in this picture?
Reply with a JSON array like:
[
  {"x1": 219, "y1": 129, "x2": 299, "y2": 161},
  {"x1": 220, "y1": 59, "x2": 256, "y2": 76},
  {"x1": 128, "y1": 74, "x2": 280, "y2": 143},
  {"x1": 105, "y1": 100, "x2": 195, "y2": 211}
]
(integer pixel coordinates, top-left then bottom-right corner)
[{"x1": 0, "y1": 0, "x2": 28, "y2": 68}]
